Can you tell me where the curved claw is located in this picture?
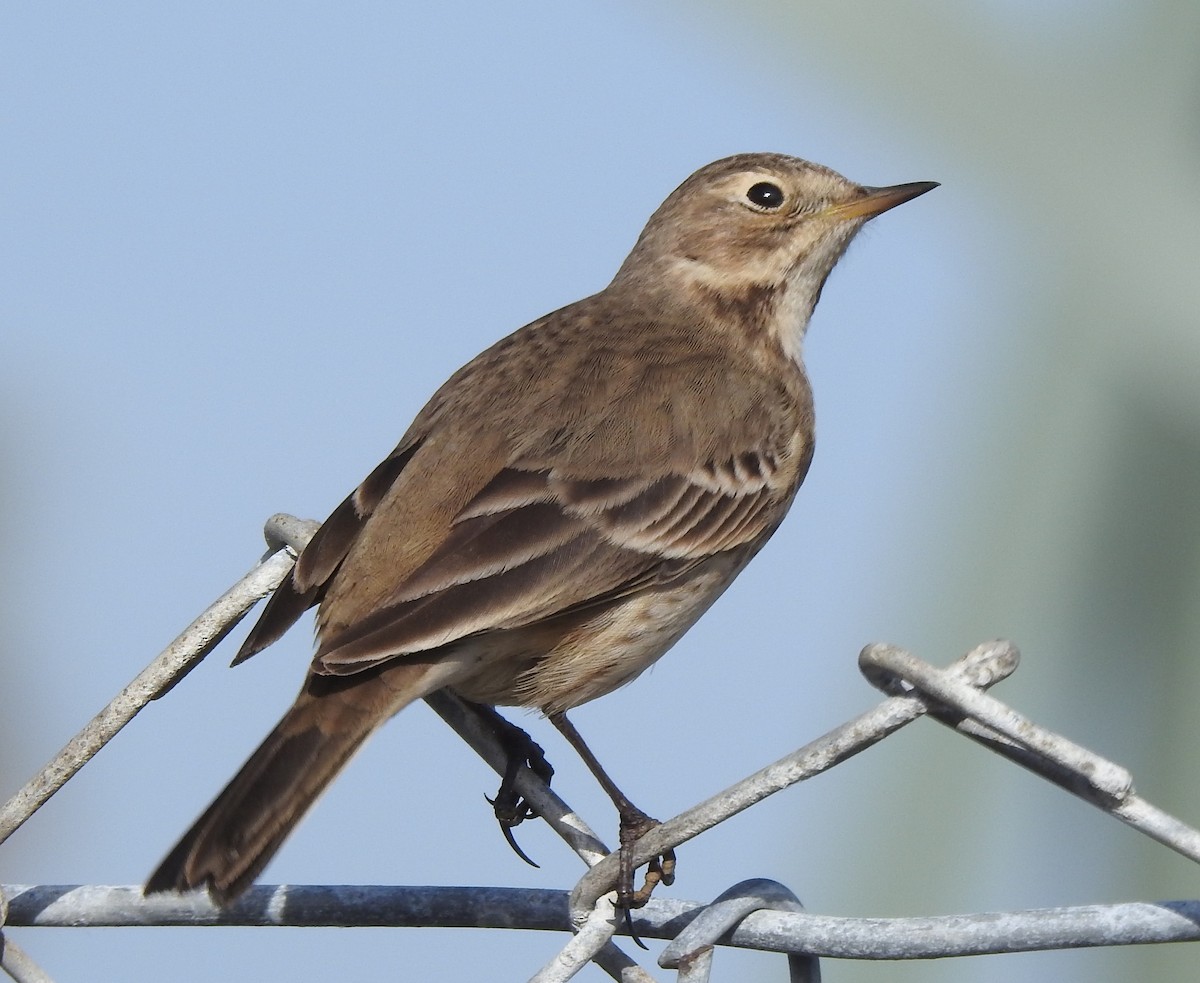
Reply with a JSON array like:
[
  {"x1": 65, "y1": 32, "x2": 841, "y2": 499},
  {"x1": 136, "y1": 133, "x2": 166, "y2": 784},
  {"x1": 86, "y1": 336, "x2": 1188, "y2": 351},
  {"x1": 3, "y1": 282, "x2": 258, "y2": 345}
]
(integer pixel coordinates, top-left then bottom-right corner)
[
  {"x1": 485, "y1": 785, "x2": 540, "y2": 868},
  {"x1": 616, "y1": 853, "x2": 674, "y2": 949},
  {"x1": 624, "y1": 906, "x2": 649, "y2": 950},
  {"x1": 499, "y1": 820, "x2": 540, "y2": 868}
]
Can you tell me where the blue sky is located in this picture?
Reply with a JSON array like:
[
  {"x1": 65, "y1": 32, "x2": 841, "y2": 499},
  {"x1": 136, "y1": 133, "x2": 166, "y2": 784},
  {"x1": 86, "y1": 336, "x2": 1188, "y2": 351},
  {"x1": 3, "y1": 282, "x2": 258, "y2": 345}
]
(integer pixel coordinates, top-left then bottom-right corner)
[{"x1": 5, "y1": 2, "x2": 1162, "y2": 981}]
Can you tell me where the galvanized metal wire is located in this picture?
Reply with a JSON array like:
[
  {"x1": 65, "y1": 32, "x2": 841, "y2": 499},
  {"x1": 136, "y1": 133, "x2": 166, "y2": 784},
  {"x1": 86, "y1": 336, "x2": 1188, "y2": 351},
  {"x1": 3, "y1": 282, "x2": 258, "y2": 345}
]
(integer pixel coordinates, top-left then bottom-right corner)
[
  {"x1": 6, "y1": 884, "x2": 1200, "y2": 956},
  {"x1": 3, "y1": 514, "x2": 1200, "y2": 983}
]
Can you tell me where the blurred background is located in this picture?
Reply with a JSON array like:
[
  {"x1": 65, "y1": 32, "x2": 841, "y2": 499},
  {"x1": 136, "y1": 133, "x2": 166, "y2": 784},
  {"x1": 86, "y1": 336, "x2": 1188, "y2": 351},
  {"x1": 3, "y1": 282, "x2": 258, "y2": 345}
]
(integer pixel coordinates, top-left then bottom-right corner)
[{"x1": 4, "y1": 1, "x2": 1200, "y2": 980}]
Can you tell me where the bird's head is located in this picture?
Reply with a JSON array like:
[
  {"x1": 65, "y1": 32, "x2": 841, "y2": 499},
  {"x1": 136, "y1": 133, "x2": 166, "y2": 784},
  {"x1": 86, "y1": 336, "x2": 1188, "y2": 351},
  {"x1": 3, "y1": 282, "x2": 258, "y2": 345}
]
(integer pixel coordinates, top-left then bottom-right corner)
[{"x1": 612, "y1": 153, "x2": 937, "y2": 361}]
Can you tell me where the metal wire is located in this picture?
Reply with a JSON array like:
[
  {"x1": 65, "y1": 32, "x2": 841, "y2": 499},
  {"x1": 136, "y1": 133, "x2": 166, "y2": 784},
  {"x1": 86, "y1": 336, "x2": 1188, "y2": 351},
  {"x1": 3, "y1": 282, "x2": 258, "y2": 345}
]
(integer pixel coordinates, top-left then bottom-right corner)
[
  {"x1": 0, "y1": 515, "x2": 318, "y2": 848},
  {"x1": 860, "y1": 643, "x2": 1200, "y2": 863},
  {"x1": 0, "y1": 891, "x2": 54, "y2": 983},
  {"x1": 569, "y1": 641, "x2": 1018, "y2": 918},
  {"x1": 4, "y1": 515, "x2": 1200, "y2": 981},
  {"x1": 659, "y1": 879, "x2": 820, "y2": 983},
  {"x1": 6, "y1": 885, "x2": 1200, "y2": 958}
]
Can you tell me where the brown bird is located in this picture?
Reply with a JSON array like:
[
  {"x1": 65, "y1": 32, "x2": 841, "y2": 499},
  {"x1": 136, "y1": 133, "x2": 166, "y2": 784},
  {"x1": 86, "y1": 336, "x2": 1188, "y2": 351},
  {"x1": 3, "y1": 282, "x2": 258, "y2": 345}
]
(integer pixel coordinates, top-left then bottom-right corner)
[{"x1": 146, "y1": 152, "x2": 936, "y2": 907}]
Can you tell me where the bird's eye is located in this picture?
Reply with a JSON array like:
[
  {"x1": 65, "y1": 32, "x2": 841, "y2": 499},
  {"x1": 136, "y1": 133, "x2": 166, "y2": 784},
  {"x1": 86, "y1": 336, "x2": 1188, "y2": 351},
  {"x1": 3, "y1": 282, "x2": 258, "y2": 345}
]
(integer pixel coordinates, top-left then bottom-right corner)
[{"x1": 746, "y1": 181, "x2": 786, "y2": 210}]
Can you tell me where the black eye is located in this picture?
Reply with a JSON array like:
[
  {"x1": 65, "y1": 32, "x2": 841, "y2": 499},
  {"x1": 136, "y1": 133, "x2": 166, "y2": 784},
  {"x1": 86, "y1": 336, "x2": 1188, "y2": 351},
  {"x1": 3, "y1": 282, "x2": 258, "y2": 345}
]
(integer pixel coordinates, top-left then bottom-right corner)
[{"x1": 746, "y1": 181, "x2": 785, "y2": 210}]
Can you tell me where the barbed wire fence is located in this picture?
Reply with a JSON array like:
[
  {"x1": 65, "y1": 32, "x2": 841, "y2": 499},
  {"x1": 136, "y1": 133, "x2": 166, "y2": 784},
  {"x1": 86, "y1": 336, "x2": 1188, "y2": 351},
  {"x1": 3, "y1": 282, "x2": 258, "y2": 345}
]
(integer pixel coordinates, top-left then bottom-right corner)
[{"x1": 2, "y1": 515, "x2": 1200, "y2": 983}]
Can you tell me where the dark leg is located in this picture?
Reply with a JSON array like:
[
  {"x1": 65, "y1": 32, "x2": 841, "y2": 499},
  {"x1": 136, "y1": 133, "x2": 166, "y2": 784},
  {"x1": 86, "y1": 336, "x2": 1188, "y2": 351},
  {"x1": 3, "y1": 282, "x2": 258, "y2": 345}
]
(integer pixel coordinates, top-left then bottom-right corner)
[
  {"x1": 460, "y1": 701, "x2": 555, "y2": 867},
  {"x1": 549, "y1": 712, "x2": 676, "y2": 909}
]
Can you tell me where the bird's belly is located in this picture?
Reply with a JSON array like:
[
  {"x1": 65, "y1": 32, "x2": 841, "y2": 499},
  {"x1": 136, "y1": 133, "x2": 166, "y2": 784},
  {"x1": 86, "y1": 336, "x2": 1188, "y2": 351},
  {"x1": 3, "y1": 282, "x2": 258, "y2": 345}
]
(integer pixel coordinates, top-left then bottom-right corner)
[{"x1": 451, "y1": 556, "x2": 744, "y2": 716}]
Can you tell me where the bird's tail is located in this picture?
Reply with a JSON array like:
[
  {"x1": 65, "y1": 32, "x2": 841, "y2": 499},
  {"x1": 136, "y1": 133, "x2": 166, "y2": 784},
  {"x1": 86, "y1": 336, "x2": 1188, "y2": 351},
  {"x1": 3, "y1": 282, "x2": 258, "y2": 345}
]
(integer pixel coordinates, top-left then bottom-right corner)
[{"x1": 145, "y1": 658, "x2": 457, "y2": 904}]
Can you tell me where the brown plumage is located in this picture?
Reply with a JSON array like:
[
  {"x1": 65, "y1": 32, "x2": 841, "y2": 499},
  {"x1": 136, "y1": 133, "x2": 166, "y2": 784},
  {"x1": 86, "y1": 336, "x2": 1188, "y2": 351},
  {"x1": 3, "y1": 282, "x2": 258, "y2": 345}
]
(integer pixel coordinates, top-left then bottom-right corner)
[{"x1": 146, "y1": 153, "x2": 936, "y2": 903}]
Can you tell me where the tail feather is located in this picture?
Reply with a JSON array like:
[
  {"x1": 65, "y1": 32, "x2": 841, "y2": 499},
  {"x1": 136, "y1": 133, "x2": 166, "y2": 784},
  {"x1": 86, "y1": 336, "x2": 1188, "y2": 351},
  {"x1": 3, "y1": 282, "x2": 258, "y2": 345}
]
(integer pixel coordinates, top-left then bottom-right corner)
[
  {"x1": 146, "y1": 657, "x2": 464, "y2": 904},
  {"x1": 145, "y1": 698, "x2": 374, "y2": 903}
]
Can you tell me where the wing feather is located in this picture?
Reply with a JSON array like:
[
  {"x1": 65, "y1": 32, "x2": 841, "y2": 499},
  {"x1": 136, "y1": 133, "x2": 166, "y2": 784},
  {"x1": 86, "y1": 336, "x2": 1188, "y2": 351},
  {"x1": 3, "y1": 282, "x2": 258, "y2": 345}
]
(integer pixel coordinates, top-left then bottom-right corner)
[
  {"x1": 231, "y1": 442, "x2": 420, "y2": 665},
  {"x1": 315, "y1": 450, "x2": 792, "y2": 674},
  {"x1": 295, "y1": 443, "x2": 421, "y2": 591}
]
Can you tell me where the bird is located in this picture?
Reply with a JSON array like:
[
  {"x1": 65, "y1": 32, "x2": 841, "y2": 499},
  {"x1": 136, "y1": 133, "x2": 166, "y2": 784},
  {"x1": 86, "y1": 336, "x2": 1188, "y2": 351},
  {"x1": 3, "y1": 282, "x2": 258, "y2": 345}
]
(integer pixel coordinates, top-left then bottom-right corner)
[{"x1": 145, "y1": 152, "x2": 937, "y2": 907}]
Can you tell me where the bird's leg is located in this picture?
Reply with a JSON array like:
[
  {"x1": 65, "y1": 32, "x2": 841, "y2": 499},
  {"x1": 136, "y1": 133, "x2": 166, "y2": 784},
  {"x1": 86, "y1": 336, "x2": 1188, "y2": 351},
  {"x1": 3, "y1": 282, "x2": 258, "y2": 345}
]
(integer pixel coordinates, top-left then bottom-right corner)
[
  {"x1": 549, "y1": 712, "x2": 676, "y2": 909},
  {"x1": 466, "y1": 701, "x2": 555, "y2": 867}
]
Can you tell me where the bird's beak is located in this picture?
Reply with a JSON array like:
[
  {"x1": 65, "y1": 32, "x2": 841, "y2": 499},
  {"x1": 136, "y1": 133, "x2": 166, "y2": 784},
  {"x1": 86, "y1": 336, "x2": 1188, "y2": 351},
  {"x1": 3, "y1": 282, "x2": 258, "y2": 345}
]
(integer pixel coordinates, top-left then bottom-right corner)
[{"x1": 829, "y1": 181, "x2": 939, "y2": 221}]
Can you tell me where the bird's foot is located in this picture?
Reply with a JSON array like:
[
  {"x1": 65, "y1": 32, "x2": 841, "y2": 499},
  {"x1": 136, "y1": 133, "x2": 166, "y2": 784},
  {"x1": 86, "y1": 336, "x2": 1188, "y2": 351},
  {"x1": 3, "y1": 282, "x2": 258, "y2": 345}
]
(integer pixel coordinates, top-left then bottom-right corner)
[
  {"x1": 615, "y1": 807, "x2": 676, "y2": 910},
  {"x1": 480, "y1": 710, "x2": 555, "y2": 867}
]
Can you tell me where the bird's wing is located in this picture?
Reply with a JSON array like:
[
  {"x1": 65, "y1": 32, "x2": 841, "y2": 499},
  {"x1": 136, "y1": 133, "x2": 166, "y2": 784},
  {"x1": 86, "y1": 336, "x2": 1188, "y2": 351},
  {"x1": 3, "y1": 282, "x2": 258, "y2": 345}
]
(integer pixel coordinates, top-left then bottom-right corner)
[
  {"x1": 312, "y1": 451, "x2": 794, "y2": 675},
  {"x1": 231, "y1": 440, "x2": 422, "y2": 664},
  {"x1": 237, "y1": 300, "x2": 814, "y2": 674}
]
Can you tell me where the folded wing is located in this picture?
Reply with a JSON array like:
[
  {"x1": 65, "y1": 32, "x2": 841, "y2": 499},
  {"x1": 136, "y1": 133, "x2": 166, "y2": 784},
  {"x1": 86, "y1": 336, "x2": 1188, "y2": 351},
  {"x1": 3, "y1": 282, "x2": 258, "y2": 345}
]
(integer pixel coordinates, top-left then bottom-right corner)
[{"x1": 313, "y1": 451, "x2": 789, "y2": 674}]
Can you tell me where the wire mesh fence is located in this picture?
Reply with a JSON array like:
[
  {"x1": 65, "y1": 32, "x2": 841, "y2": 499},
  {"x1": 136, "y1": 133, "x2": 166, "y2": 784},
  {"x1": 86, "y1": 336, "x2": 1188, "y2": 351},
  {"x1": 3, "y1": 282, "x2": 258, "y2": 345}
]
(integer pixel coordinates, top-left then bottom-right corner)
[{"x1": 2, "y1": 515, "x2": 1199, "y2": 982}]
